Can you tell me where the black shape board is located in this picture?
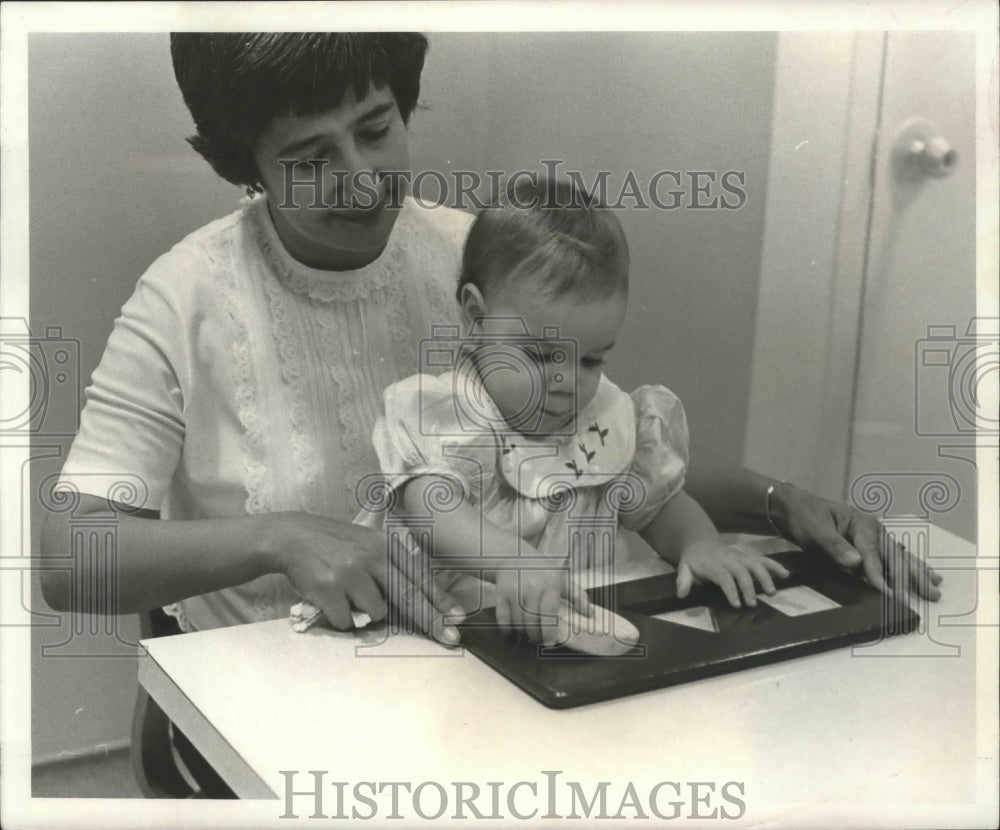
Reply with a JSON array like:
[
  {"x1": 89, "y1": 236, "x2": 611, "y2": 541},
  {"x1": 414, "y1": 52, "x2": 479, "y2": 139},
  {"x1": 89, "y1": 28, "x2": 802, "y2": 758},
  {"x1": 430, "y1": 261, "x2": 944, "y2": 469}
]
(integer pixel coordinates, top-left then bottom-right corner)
[{"x1": 456, "y1": 551, "x2": 919, "y2": 709}]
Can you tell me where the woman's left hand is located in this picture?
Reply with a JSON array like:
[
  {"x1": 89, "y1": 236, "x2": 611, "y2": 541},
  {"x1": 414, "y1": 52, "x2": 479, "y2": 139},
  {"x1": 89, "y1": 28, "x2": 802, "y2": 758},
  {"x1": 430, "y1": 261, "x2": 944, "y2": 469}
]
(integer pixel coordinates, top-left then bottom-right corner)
[{"x1": 770, "y1": 483, "x2": 943, "y2": 602}]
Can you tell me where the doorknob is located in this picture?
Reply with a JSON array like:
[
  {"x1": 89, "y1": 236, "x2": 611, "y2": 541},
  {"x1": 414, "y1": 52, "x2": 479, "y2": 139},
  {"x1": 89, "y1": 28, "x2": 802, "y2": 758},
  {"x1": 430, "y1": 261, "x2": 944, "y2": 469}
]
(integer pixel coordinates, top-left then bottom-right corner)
[{"x1": 892, "y1": 117, "x2": 958, "y2": 181}]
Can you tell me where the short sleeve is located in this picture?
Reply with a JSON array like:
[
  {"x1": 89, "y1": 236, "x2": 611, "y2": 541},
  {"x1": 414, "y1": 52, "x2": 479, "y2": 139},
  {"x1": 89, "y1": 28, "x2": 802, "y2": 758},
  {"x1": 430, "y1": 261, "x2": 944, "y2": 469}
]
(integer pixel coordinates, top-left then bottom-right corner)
[
  {"x1": 370, "y1": 374, "x2": 494, "y2": 507},
  {"x1": 618, "y1": 385, "x2": 690, "y2": 532},
  {"x1": 57, "y1": 251, "x2": 196, "y2": 510}
]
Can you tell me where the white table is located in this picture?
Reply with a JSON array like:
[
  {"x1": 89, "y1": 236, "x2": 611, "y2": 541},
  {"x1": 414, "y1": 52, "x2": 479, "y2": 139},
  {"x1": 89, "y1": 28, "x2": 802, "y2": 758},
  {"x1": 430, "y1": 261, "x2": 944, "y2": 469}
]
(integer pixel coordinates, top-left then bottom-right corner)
[{"x1": 138, "y1": 528, "x2": 997, "y2": 827}]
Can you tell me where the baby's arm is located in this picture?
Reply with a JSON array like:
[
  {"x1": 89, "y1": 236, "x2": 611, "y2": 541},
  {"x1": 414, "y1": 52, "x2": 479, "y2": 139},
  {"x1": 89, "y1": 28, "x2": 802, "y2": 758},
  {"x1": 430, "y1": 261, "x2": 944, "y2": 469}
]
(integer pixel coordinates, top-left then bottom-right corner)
[
  {"x1": 639, "y1": 490, "x2": 789, "y2": 608},
  {"x1": 399, "y1": 475, "x2": 592, "y2": 644}
]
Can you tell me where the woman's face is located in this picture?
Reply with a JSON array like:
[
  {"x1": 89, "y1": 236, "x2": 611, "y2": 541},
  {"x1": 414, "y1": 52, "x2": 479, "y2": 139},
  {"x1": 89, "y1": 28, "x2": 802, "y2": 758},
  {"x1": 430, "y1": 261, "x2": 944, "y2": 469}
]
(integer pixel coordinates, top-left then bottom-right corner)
[{"x1": 252, "y1": 84, "x2": 411, "y2": 271}]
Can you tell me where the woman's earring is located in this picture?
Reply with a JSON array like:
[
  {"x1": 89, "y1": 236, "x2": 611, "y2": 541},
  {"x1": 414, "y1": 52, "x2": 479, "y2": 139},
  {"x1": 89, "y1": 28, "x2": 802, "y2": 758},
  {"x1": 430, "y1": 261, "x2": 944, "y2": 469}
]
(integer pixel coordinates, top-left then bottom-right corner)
[{"x1": 245, "y1": 185, "x2": 259, "y2": 198}]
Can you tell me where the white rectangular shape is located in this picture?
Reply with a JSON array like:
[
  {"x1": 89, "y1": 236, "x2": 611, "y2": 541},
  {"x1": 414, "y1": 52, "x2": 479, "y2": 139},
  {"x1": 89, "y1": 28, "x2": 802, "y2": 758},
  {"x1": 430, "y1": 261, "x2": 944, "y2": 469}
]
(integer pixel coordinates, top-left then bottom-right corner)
[{"x1": 757, "y1": 585, "x2": 841, "y2": 616}]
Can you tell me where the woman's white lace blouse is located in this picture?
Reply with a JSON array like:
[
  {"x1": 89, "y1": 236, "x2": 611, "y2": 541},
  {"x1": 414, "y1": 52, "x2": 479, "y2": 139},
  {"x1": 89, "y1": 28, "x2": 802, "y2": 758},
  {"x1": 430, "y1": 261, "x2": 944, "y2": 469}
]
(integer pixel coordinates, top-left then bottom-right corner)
[{"x1": 57, "y1": 196, "x2": 473, "y2": 631}]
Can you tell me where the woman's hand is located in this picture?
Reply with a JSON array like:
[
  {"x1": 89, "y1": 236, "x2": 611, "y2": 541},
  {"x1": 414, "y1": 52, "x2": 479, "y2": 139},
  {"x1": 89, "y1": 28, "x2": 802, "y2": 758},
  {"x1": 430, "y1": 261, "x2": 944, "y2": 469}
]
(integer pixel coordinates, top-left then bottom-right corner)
[
  {"x1": 264, "y1": 512, "x2": 466, "y2": 645},
  {"x1": 770, "y1": 484, "x2": 943, "y2": 602},
  {"x1": 676, "y1": 540, "x2": 791, "y2": 608},
  {"x1": 495, "y1": 566, "x2": 592, "y2": 645}
]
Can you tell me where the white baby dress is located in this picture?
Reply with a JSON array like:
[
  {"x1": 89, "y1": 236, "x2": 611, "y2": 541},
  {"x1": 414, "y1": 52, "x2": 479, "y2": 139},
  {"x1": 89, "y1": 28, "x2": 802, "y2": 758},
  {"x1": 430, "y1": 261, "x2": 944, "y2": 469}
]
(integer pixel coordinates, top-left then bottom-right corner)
[{"x1": 368, "y1": 365, "x2": 691, "y2": 572}]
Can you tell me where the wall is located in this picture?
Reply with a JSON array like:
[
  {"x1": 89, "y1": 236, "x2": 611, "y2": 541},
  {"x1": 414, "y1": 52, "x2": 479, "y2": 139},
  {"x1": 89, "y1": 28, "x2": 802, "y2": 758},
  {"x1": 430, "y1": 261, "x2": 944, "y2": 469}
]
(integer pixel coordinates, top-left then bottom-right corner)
[{"x1": 29, "y1": 32, "x2": 777, "y2": 763}]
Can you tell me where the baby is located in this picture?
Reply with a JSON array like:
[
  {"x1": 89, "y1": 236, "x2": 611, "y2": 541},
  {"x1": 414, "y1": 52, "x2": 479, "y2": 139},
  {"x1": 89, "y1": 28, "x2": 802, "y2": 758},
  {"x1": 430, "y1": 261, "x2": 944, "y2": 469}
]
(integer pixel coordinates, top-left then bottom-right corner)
[{"x1": 295, "y1": 178, "x2": 788, "y2": 651}]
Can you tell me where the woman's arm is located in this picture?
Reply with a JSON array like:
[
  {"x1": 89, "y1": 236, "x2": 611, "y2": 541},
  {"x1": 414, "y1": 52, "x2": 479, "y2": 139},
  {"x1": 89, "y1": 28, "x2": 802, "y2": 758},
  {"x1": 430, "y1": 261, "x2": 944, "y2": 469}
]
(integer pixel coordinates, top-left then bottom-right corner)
[
  {"x1": 683, "y1": 462, "x2": 780, "y2": 536},
  {"x1": 40, "y1": 495, "x2": 276, "y2": 614},
  {"x1": 39, "y1": 494, "x2": 464, "y2": 642},
  {"x1": 685, "y1": 462, "x2": 942, "y2": 601}
]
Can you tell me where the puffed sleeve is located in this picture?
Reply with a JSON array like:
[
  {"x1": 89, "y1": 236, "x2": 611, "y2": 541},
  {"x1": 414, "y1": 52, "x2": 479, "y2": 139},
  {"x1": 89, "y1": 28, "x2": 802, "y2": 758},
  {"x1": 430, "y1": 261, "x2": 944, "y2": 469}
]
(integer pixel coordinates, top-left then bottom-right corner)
[
  {"x1": 371, "y1": 373, "x2": 494, "y2": 506},
  {"x1": 618, "y1": 385, "x2": 690, "y2": 532}
]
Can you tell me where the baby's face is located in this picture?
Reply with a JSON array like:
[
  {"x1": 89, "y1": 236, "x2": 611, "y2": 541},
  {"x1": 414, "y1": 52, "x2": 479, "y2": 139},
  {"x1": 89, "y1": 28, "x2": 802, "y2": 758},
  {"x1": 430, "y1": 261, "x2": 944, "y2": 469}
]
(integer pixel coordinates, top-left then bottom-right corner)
[{"x1": 470, "y1": 287, "x2": 627, "y2": 436}]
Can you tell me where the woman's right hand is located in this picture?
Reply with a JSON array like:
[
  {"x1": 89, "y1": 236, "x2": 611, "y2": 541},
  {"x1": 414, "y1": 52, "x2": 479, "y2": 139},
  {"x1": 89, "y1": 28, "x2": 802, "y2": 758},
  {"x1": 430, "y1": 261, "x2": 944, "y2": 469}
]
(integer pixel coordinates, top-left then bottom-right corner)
[{"x1": 262, "y1": 512, "x2": 466, "y2": 645}]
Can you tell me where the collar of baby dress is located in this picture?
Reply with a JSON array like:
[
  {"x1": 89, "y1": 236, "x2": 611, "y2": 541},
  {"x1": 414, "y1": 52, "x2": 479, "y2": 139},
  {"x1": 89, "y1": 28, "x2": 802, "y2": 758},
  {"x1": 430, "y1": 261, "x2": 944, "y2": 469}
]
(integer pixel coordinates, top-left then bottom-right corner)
[
  {"x1": 242, "y1": 194, "x2": 407, "y2": 303},
  {"x1": 446, "y1": 364, "x2": 637, "y2": 500}
]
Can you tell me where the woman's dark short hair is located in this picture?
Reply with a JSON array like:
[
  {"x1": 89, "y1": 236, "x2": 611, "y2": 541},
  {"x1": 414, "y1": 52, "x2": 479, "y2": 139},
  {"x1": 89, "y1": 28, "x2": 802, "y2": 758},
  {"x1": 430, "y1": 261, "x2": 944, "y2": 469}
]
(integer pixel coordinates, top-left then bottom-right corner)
[
  {"x1": 459, "y1": 177, "x2": 630, "y2": 305},
  {"x1": 170, "y1": 33, "x2": 428, "y2": 189}
]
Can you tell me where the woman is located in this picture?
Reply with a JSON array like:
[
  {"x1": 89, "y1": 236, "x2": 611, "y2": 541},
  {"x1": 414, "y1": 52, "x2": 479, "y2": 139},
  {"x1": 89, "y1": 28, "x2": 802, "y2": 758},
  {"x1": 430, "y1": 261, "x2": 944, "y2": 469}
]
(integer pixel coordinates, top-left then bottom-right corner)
[{"x1": 40, "y1": 32, "x2": 940, "y2": 644}]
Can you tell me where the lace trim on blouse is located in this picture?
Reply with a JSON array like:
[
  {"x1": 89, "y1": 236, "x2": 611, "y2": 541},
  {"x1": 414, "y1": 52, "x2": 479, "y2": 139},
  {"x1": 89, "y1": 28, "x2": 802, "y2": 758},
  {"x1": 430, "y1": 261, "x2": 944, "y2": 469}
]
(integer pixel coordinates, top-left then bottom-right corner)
[
  {"x1": 211, "y1": 218, "x2": 270, "y2": 517},
  {"x1": 243, "y1": 195, "x2": 402, "y2": 304},
  {"x1": 244, "y1": 195, "x2": 426, "y2": 512},
  {"x1": 174, "y1": 197, "x2": 466, "y2": 626},
  {"x1": 258, "y1": 262, "x2": 324, "y2": 516}
]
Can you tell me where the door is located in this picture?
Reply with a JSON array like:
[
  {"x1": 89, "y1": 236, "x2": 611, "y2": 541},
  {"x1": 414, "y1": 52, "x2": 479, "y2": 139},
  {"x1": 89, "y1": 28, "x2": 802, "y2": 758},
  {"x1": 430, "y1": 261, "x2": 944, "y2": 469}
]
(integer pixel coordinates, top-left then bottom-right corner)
[
  {"x1": 746, "y1": 31, "x2": 983, "y2": 543},
  {"x1": 847, "y1": 31, "x2": 979, "y2": 543}
]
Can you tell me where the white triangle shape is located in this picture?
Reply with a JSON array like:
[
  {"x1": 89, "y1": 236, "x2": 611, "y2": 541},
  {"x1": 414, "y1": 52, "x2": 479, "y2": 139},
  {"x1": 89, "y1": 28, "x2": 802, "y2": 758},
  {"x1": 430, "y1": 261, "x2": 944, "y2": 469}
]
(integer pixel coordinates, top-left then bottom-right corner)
[{"x1": 652, "y1": 606, "x2": 718, "y2": 633}]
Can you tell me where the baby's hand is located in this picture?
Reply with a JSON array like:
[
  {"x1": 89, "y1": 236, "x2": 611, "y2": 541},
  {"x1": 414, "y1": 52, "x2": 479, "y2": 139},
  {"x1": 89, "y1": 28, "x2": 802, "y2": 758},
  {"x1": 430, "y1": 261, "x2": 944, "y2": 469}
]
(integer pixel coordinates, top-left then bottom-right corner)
[
  {"x1": 677, "y1": 540, "x2": 791, "y2": 608},
  {"x1": 495, "y1": 567, "x2": 592, "y2": 645}
]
